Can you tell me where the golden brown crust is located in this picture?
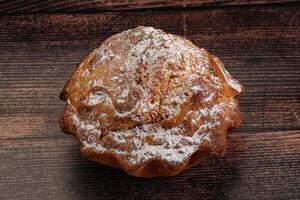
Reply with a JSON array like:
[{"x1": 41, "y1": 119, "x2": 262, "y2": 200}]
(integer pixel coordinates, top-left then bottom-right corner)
[{"x1": 59, "y1": 26, "x2": 243, "y2": 177}]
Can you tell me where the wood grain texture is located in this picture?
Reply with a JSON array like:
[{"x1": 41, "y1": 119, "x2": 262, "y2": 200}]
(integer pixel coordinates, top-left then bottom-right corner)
[
  {"x1": 0, "y1": 0, "x2": 298, "y2": 14},
  {"x1": 0, "y1": 131, "x2": 299, "y2": 199},
  {"x1": 0, "y1": 3, "x2": 299, "y2": 199}
]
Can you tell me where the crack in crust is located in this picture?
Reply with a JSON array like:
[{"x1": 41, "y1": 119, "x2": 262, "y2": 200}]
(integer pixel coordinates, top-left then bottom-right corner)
[{"x1": 59, "y1": 26, "x2": 244, "y2": 177}]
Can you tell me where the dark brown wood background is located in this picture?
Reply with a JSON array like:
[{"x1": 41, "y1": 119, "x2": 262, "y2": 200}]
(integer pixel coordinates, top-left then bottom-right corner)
[{"x1": 0, "y1": 1, "x2": 299, "y2": 199}]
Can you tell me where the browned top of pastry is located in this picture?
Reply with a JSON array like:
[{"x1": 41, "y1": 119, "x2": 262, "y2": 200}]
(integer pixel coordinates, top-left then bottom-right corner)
[{"x1": 60, "y1": 26, "x2": 243, "y2": 177}]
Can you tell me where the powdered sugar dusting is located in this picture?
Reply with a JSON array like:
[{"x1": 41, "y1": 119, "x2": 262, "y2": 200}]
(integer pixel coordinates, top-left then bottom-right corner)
[
  {"x1": 82, "y1": 123, "x2": 213, "y2": 165},
  {"x1": 85, "y1": 91, "x2": 106, "y2": 106}
]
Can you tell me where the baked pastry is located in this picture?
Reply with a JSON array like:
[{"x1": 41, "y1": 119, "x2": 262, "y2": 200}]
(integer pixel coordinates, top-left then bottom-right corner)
[{"x1": 60, "y1": 26, "x2": 243, "y2": 177}]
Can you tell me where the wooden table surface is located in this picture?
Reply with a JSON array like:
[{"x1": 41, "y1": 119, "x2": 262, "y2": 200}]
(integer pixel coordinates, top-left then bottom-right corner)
[{"x1": 0, "y1": 1, "x2": 299, "y2": 199}]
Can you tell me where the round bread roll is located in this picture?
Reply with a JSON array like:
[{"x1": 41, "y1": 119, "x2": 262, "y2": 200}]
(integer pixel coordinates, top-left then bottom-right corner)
[{"x1": 60, "y1": 26, "x2": 244, "y2": 177}]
